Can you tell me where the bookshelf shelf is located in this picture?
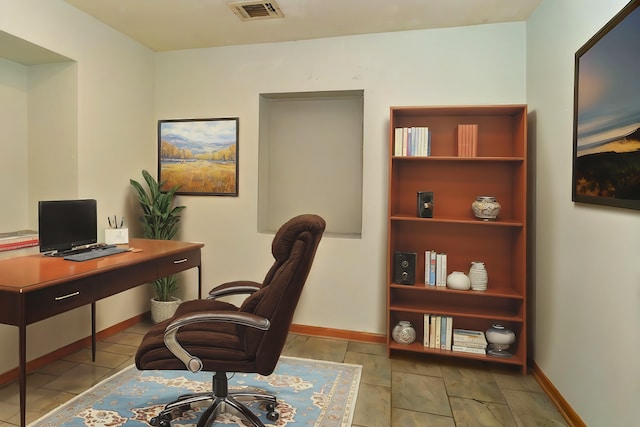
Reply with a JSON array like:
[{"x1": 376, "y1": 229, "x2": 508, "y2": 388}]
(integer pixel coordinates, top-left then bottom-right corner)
[
  {"x1": 387, "y1": 105, "x2": 528, "y2": 374},
  {"x1": 388, "y1": 341, "x2": 526, "y2": 367}
]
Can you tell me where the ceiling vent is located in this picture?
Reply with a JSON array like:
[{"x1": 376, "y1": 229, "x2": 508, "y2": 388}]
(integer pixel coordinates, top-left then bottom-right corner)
[{"x1": 228, "y1": 1, "x2": 284, "y2": 21}]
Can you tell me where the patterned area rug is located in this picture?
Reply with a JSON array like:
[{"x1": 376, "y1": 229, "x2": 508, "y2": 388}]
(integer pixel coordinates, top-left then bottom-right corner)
[{"x1": 29, "y1": 356, "x2": 361, "y2": 427}]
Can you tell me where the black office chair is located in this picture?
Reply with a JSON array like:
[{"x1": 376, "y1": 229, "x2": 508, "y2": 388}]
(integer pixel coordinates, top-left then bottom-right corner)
[{"x1": 135, "y1": 214, "x2": 326, "y2": 427}]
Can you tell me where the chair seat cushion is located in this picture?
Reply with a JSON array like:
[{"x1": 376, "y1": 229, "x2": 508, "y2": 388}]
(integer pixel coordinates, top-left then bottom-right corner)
[{"x1": 136, "y1": 299, "x2": 258, "y2": 371}]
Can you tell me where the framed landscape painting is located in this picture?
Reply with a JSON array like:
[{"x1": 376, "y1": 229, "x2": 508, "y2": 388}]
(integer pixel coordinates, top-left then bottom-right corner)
[
  {"x1": 572, "y1": 0, "x2": 640, "y2": 210},
  {"x1": 158, "y1": 118, "x2": 239, "y2": 196}
]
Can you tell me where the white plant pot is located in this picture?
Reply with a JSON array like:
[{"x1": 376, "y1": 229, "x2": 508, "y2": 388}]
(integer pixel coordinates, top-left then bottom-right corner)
[{"x1": 150, "y1": 297, "x2": 182, "y2": 324}]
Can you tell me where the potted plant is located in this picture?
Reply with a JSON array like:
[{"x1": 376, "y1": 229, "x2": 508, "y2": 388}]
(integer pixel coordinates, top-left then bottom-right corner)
[{"x1": 130, "y1": 170, "x2": 186, "y2": 323}]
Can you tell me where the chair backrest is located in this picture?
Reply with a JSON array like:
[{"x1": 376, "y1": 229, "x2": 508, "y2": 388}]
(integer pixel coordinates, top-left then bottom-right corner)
[{"x1": 239, "y1": 214, "x2": 325, "y2": 374}]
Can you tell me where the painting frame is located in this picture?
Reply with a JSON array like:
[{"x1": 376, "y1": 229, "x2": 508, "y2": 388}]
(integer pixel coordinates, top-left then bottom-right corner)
[
  {"x1": 572, "y1": 0, "x2": 640, "y2": 210},
  {"x1": 158, "y1": 117, "x2": 239, "y2": 196}
]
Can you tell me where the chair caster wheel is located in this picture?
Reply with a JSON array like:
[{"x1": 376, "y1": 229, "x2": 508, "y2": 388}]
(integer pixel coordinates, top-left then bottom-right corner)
[
  {"x1": 150, "y1": 415, "x2": 172, "y2": 427},
  {"x1": 266, "y1": 411, "x2": 279, "y2": 421}
]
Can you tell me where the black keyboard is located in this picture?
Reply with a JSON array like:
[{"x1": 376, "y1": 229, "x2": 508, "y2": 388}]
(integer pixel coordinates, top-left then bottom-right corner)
[{"x1": 64, "y1": 246, "x2": 128, "y2": 262}]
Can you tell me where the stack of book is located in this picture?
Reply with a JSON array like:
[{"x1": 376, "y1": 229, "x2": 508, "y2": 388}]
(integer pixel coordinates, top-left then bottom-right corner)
[
  {"x1": 423, "y1": 314, "x2": 453, "y2": 350},
  {"x1": 424, "y1": 250, "x2": 447, "y2": 287},
  {"x1": 0, "y1": 229, "x2": 39, "y2": 252},
  {"x1": 451, "y1": 328, "x2": 487, "y2": 355},
  {"x1": 457, "y1": 124, "x2": 478, "y2": 157},
  {"x1": 394, "y1": 127, "x2": 431, "y2": 157}
]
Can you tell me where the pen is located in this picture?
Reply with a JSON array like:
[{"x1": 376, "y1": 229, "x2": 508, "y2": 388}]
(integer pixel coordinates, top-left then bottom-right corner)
[
  {"x1": 120, "y1": 217, "x2": 124, "y2": 228},
  {"x1": 114, "y1": 215, "x2": 118, "y2": 229},
  {"x1": 108, "y1": 217, "x2": 113, "y2": 228}
]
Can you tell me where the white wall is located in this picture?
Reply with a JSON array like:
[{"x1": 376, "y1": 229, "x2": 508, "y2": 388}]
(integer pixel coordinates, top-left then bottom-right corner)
[
  {"x1": 0, "y1": 0, "x2": 155, "y2": 373},
  {"x1": 527, "y1": 0, "x2": 639, "y2": 425},
  {"x1": 155, "y1": 23, "x2": 526, "y2": 334},
  {"x1": 0, "y1": 58, "x2": 28, "y2": 232}
]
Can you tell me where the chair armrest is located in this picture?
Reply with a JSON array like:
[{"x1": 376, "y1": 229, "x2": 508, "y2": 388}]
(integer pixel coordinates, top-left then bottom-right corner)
[
  {"x1": 207, "y1": 280, "x2": 262, "y2": 299},
  {"x1": 164, "y1": 311, "x2": 271, "y2": 373}
]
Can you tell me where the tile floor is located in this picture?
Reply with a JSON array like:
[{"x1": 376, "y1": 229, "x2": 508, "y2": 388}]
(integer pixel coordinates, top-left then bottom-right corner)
[{"x1": 0, "y1": 321, "x2": 568, "y2": 426}]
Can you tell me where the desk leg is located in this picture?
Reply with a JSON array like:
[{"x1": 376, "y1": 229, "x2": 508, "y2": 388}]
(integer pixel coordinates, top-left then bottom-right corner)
[
  {"x1": 91, "y1": 302, "x2": 96, "y2": 362},
  {"x1": 198, "y1": 264, "x2": 202, "y2": 299},
  {"x1": 19, "y1": 300, "x2": 26, "y2": 427}
]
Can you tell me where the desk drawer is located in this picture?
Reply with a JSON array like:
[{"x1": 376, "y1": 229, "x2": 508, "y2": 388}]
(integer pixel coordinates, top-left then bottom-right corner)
[
  {"x1": 25, "y1": 278, "x2": 98, "y2": 324},
  {"x1": 157, "y1": 249, "x2": 201, "y2": 277},
  {"x1": 99, "y1": 263, "x2": 156, "y2": 299}
]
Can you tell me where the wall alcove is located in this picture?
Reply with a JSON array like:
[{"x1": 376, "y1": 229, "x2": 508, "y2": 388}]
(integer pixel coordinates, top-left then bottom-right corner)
[{"x1": 0, "y1": 30, "x2": 77, "y2": 232}]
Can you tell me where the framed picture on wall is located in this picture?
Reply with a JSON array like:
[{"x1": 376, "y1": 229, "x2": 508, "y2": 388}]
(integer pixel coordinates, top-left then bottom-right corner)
[
  {"x1": 158, "y1": 118, "x2": 239, "y2": 196},
  {"x1": 572, "y1": 0, "x2": 640, "y2": 210}
]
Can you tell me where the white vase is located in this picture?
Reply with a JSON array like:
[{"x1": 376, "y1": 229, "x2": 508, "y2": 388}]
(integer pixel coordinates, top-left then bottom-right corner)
[
  {"x1": 392, "y1": 321, "x2": 416, "y2": 344},
  {"x1": 150, "y1": 297, "x2": 182, "y2": 324},
  {"x1": 446, "y1": 271, "x2": 471, "y2": 290},
  {"x1": 468, "y1": 261, "x2": 488, "y2": 291},
  {"x1": 485, "y1": 324, "x2": 515, "y2": 357}
]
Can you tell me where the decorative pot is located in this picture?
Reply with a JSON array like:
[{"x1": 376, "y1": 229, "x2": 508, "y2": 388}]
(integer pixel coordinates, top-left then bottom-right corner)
[
  {"x1": 150, "y1": 296, "x2": 182, "y2": 324},
  {"x1": 446, "y1": 271, "x2": 471, "y2": 290},
  {"x1": 472, "y1": 196, "x2": 501, "y2": 220},
  {"x1": 468, "y1": 261, "x2": 488, "y2": 291},
  {"x1": 485, "y1": 323, "x2": 515, "y2": 358},
  {"x1": 392, "y1": 321, "x2": 416, "y2": 344}
]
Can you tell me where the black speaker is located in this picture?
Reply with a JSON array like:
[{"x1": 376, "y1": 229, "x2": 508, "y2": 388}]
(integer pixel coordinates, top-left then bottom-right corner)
[
  {"x1": 394, "y1": 251, "x2": 416, "y2": 285},
  {"x1": 417, "y1": 191, "x2": 434, "y2": 218}
]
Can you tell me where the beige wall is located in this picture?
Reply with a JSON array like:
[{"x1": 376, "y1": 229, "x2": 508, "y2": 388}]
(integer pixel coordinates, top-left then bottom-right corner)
[
  {"x1": 527, "y1": 0, "x2": 638, "y2": 424},
  {"x1": 0, "y1": 0, "x2": 155, "y2": 371},
  {"x1": 0, "y1": 58, "x2": 28, "y2": 231},
  {"x1": 154, "y1": 23, "x2": 527, "y2": 334}
]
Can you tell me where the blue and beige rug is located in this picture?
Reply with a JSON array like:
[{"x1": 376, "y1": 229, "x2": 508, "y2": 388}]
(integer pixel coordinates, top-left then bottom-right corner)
[{"x1": 30, "y1": 356, "x2": 361, "y2": 427}]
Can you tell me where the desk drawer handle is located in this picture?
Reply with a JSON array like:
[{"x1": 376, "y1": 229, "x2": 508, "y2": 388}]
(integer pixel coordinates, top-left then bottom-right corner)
[
  {"x1": 55, "y1": 291, "x2": 80, "y2": 301},
  {"x1": 173, "y1": 258, "x2": 188, "y2": 264}
]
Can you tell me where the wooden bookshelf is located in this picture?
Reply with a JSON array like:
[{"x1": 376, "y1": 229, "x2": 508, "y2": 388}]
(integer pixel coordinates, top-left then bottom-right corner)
[{"x1": 387, "y1": 105, "x2": 528, "y2": 374}]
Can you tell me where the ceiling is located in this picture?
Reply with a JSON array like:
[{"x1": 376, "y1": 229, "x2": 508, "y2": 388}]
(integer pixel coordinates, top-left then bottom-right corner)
[{"x1": 63, "y1": 0, "x2": 541, "y2": 52}]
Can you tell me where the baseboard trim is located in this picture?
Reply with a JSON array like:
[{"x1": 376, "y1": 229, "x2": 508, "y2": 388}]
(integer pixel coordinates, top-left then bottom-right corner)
[
  {"x1": 0, "y1": 316, "x2": 584, "y2": 427},
  {"x1": 530, "y1": 362, "x2": 586, "y2": 427},
  {"x1": 290, "y1": 323, "x2": 387, "y2": 344},
  {"x1": 0, "y1": 313, "x2": 147, "y2": 387},
  {"x1": 290, "y1": 325, "x2": 585, "y2": 426}
]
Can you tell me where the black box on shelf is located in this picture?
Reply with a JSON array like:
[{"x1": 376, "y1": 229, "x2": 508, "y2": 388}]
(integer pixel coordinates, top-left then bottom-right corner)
[
  {"x1": 393, "y1": 251, "x2": 416, "y2": 285},
  {"x1": 417, "y1": 191, "x2": 434, "y2": 218}
]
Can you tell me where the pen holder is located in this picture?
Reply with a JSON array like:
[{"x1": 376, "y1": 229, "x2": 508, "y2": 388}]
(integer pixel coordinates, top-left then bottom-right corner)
[{"x1": 105, "y1": 228, "x2": 129, "y2": 245}]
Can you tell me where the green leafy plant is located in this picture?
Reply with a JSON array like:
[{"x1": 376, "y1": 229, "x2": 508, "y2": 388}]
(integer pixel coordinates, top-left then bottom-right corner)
[{"x1": 130, "y1": 170, "x2": 186, "y2": 301}]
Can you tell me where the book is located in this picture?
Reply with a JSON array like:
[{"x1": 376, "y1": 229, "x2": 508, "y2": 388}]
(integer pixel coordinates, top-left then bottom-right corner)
[
  {"x1": 453, "y1": 340, "x2": 487, "y2": 349},
  {"x1": 445, "y1": 316, "x2": 453, "y2": 350},
  {"x1": 452, "y1": 345, "x2": 486, "y2": 355},
  {"x1": 429, "y1": 315, "x2": 437, "y2": 348},
  {"x1": 430, "y1": 252, "x2": 447, "y2": 287},
  {"x1": 423, "y1": 314, "x2": 430, "y2": 346},
  {"x1": 424, "y1": 250, "x2": 431, "y2": 285},
  {"x1": 452, "y1": 328, "x2": 487, "y2": 346},
  {"x1": 0, "y1": 229, "x2": 38, "y2": 244},
  {"x1": 0, "y1": 230, "x2": 39, "y2": 252},
  {"x1": 0, "y1": 239, "x2": 39, "y2": 252},
  {"x1": 434, "y1": 315, "x2": 441, "y2": 348},
  {"x1": 440, "y1": 316, "x2": 447, "y2": 349},
  {"x1": 429, "y1": 251, "x2": 437, "y2": 286},
  {"x1": 394, "y1": 128, "x2": 403, "y2": 156}
]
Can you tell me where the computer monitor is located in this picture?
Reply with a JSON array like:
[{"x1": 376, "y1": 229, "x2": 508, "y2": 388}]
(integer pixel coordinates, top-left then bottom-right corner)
[{"x1": 38, "y1": 199, "x2": 98, "y2": 254}]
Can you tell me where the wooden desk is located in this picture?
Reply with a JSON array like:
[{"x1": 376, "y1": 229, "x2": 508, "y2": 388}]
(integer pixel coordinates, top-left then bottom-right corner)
[{"x1": 0, "y1": 238, "x2": 204, "y2": 427}]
